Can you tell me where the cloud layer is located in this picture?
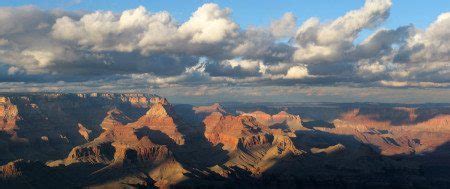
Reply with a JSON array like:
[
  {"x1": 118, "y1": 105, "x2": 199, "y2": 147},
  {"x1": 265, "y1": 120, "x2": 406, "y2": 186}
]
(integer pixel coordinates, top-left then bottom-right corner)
[{"x1": 0, "y1": 0, "x2": 450, "y2": 97}]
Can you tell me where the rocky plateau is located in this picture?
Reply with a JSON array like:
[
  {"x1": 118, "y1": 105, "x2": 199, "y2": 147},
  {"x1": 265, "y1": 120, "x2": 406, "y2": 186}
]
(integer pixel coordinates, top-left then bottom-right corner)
[{"x1": 1, "y1": 93, "x2": 450, "y2": 188}]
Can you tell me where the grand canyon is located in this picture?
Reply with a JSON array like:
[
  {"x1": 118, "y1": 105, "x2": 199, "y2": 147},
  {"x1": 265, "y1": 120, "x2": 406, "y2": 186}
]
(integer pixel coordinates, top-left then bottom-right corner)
[
  {"x1": 1, "y1": 0, "x2": 450, "y2": 188},
  {"x1": 0, "y1": 93, "x2": 449, "y2": 188}
]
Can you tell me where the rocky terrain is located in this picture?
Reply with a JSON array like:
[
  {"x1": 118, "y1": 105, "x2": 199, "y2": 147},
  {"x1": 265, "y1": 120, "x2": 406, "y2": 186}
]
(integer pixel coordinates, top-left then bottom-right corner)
[{"x1": 1, "y1": 93, "x2": 450, "y2": 188}]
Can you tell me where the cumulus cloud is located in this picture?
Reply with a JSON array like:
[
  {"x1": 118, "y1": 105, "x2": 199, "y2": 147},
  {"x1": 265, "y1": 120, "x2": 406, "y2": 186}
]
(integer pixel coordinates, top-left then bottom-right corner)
[
  {"x1": 270, "y1": 12, "x2": 297, "y2": 38},
  {"x1": 0, "y1": 0, "x2": 449, "y2": 94},
  {"x1": 293, "y1": 0, "x2": 392, "y2": 63},
  {"x1": 52, "y1": 3, "x2": 239, "y2": 57},
  {"x1": 397, "y1": 12, "x2": 450, "y2": 63},
  {"x1": 52, "y1": 6, "x2": 179, "y2": 52},
  {"x1": 355, "y1": 25, "x2": 412, "y2": 59},
  {"x1": 205, "y1": 59, "x2": 263, "y2": 78},
  {"x1": 179, "y1": 3, "x2": 238, "y2": 43},
  {"x1": 284, "y1": 65, "x2": 309, "y2": 79}
]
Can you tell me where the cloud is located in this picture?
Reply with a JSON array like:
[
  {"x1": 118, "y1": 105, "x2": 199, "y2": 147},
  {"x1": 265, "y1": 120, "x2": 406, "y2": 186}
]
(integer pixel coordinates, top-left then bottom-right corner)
[
  {"x1": 397, "y1": 12, "x2": 450, "y2": 63},
  {"x1": 5, "y1": 66, "x2": 26, "y2": 77},
  {"x1": 0, "y1": 6, "x2": 51, "y2": 36},
  {"x1": 0, "y1": 38, "x2": 9, "y2": 46},
  {"x1": 293, "y1": 0, "x2": 392, "y2": 63},
  {"x1": 205, "y1": 59, "x2": 263, "y2": 78},
  {"x1": 179, "y1": 3, "x2": 238, "y2": 44},
  {"x1": 231, "y1": 27, "x2": 295, "y2": 64},
  {"x1": 284, "y1": 65, "x2": 309, "y2": 79},
  {"x1": 379, "y1": 80, "x2": 450, "y2": 88},
  {"x1": 52, "y1": 6, "x2": 179, "y2": 53},
  {"x1": 270, "y1": 12, "x2": 297, "y2": 38},
  {"x1": 0, "y1": 0, "x2": 449, "y2": 96},
  {"x1": 355, "y1": 25, "x2": 412, "y2": 60},
  {"x1": 358, "y1": 60, "x2": 386, "y2": 73}
]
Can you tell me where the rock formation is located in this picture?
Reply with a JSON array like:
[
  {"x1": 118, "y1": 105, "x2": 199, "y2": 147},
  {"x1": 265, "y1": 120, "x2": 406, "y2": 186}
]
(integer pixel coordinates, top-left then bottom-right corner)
[
  {"x1": 317, "y1": 108, "x2": 450, "y2": 155},
  {"x1": 193, "y1": 103, "x2": 227, "y2": 115},
  {"x1": 128, "y1": 101, "x2": 186, "y2": 145},
  {"x1": 78, "y1": 123, "x2": 92, "y2": 141},
  {"x1": 203, "y1": 112, "x2": 270, "y2": 150},
  {"x1": 0, "y1": 97, "x2": 19, "y2": 132},
  {"x1": 51, "y1": 97, "x2": 188, "y2": 188},
  {"x1": 0, "y1": 93, "x2": 163, "y2": 163},
  {"x1": 242, "y1": 110, "x2": 307, "y2": 132},
  {"x1": 0, "y1": 94, "x2": 450, "y2": 188},
  {"x1": 203, "y1": 112, "x2": 304, "y2": 175}
]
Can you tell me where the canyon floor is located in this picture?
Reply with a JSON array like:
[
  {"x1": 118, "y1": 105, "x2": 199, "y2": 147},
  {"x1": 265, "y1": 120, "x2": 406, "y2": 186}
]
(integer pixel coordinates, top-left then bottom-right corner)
[{"x1": 1, "y1": 93, "x2": 450, "y2": 188}]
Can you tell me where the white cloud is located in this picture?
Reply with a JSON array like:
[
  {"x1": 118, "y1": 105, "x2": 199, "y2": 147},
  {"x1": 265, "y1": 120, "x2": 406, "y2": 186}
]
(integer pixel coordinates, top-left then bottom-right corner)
[
  {"x1": 293, "y1": 0, "x2": 392, "y2": 63},
  {"x1": 284, "y1": 65, "x2": 309, "y2": 79},
  {"x1": 357, "y1": 59, "x2": 386, "y2": 75},
  {"x1": 179, "y1": 3, "x2": 239, "y2": 43},
  {"x1": 52, "y1": 6, "x2": 179, "y2": 52},
  {"x1": 270, "y1": 12, "x2": 297, "y2": 38},
  {"x1": 403, "y1": 12, "x2": 450, "y2": 63},
  {"x1": 226, "y1": 59, "x2": 262, "y2": 71},
  {"x1": 21, "y1": 50, "x2": 56, "y2": 67}
]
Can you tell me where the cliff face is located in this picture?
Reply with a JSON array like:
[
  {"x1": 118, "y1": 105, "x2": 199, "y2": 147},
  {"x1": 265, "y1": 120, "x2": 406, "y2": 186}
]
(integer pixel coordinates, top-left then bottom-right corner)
[
  {"x1": 0, "y1": 93, "x2": 161, "y2": 163},
  {"x1": 56, "y1": 95, "x2": 183, "y2": 166},
  {"x1": 242, "y1": 110, "x2": 307, "y2": 132},
  {"x1": 128, "y1": 101, "x2": 186, "y2": 145},
  {"x1": 57, "y1": 97, "x2": 187, "y2": 188},
  {"x1": 193, "y1": 103, "x2": 227, "y2": 115},
  {"x1": 203, "y1": 112, "x2": 271, "y2": 150},
  {"x1": 202, "y1": 112, "x2": 304, "y2": 175},
  {"x1": 320, "y1": 108, "x2": 450, "y2": 156},
  {"x1": 0, "y1": 97, "x2": 19, "y2": 132},
  {"x1": 100, "y1": 108, "x2": 132, "y2": 130},
  {"x1": 63, "y1": 126, "x2": 173, "y2": 166}
]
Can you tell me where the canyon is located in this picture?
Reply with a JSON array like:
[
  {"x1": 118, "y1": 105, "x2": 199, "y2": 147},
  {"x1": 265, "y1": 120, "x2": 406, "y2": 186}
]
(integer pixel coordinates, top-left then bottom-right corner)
[{"x1": 1, "y1": 93, "x2": 450, "y2": 188}]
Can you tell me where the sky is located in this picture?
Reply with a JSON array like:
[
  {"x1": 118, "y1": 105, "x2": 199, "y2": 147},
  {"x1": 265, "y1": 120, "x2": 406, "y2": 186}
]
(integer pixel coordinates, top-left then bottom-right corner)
[{"x1": 0, "y1": 0, "x2": 449, "y2": 103}]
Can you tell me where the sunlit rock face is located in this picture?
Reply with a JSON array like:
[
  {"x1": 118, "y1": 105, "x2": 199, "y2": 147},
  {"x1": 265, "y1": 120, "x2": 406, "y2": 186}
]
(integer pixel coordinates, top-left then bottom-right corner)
[
  {"x1": 202, "y1": 111, "x2": 304, "y2": 175},
  {"x1": 131, "y1": 100, "x2": 186, "y2": 145},
  {"x1": 193, "y1": 103, "x2": 227, "y2": 115},
  {"x1": 242, "y1": 110, "x2": 308, "y2": 132},
  {"x1": 316, "y1": 107, "x2": 450, "y2": 156},
  {"x1": 100, "y1": 108, "x2": 132, "y2": 130},
  {"x1": 0, "y1": 97, "x2": 19, "y2": 132},
  {"x1": 0, "y1": 93, "x2": 162, "y2": 163},
  {"x1": 203, "y1": 112, "x2": 270, "y2": 149},
  {"x1": 48, "y1": 96, "x2": 188, "y2": 188},
  {"x1": 63, "y1": 126, "x2": 173, "y2": 166},
  {"x1": 62, "y1": 97, "x2": 186, "y2": 166}
]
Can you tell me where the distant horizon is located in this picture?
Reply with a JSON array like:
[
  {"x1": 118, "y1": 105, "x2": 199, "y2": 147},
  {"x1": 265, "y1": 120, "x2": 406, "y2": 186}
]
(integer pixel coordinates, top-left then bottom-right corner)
[{"x1": 1, "y1": 91, "x2": 450, "y2": 105}]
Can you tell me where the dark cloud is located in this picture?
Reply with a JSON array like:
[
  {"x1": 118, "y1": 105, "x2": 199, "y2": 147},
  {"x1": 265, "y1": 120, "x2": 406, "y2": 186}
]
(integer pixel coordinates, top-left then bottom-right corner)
[{"x1": 205, "y1": 60, "x2": 262, "y2": 78}]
